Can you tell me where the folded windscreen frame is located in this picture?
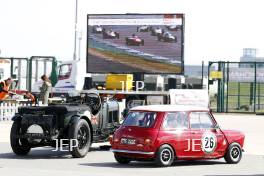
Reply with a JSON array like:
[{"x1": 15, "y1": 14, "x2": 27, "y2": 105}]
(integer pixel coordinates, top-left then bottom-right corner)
[{"x1": 86, "y1": 14, "x2": 184, "y2": 74}]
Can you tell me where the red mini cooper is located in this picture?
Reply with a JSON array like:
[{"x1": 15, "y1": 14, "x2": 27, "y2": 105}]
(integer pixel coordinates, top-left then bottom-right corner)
[{"x1": 110, "y1": 105, "x2": 245, "y2": 167}]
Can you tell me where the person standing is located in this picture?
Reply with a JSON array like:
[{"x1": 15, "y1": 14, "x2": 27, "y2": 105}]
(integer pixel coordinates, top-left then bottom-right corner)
[
  {"x1": 40, "y1": 75, "x2": 52, "y2": 105},
  {"x1": 0, "y1": 78, "x2": 13, "y2": 101}
]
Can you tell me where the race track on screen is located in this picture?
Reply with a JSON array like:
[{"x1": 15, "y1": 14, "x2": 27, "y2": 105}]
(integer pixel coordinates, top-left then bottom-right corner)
[{"x1": 87, "y1": 25, "x2": 182, "y2": 73}]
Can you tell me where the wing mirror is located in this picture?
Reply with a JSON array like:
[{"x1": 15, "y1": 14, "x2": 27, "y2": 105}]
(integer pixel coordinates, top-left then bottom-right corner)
[
  {"x1": 214, "y1": 124, "x2": 220, "y2": 129},
  {"x1": 122, "y1": 108, "x2": 129, "y2": 119}
]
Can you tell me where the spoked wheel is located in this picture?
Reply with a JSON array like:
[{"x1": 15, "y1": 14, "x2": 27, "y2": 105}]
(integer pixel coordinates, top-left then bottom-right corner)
[
  {"x1": 155, "y1": 144, "x2": 175, "y2": 167},
  {"x1": 224, "y1": 143, "x2": 242, "y2": 164},
  {"x1": 69, "y1": 119, "x2": 91, "y2": 158},
  {"x1": 10, "y1": 121, "x2": 31, "y2": 155},
  {"x1": 77, "y1": 126, "x2": 89, "y2": 149}
]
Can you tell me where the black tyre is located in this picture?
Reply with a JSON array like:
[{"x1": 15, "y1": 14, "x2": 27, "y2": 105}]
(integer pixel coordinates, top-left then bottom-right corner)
[
  {"x1": 69, "y1": 119, "x2": 91, "y2": 158},
  {"x1": 10, "y1": 121, "x2": 31, "y2": 155},
  {"x1": 114, "y1": 153, "x2": 131, "y2": 164},
  {"x1": 224, "y1": 143, "x2": 242, "y2": 164},
  {"x1": 155, "y1": 144, "x2": 175, "y2": 167}
]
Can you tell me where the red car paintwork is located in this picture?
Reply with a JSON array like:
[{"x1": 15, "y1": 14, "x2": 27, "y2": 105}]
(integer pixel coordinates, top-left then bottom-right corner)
[{"x1": 111, "y1": 105, "x2": 245, "y2": 161}]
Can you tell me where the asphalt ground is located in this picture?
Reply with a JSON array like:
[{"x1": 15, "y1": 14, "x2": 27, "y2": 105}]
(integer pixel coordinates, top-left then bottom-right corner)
[{"x1": 0, "y1": 114, "x2": 264, "y2": 176}]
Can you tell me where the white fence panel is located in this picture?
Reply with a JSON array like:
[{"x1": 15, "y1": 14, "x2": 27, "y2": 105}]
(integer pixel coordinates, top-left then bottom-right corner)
[{"x1": 0, "y1": 102, "x2": 32, "y2": 121}]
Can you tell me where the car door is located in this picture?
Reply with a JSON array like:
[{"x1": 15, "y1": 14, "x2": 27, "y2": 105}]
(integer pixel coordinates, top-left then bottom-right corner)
[
  {"x1": 158, "y1": 111, "x2": 191, "y2": 157},
  {"x1": 188, "y1": 111, "x2": 227, "y2": 158}
]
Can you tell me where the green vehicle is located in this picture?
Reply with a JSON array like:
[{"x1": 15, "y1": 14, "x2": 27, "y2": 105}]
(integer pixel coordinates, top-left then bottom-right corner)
[{"x1": 10, "y1": 92, "x2": 121, "y2": 158}]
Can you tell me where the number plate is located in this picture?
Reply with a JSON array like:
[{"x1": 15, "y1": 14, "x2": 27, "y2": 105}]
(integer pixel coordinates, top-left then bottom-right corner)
[{"x1": 120, "y1": 138, "x2": 136, "y2": 145}]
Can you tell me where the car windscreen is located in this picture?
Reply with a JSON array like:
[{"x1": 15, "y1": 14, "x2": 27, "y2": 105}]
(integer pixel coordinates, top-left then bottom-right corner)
[
  {"x1": 58, "y1": 64, "x2": 72, "y2": 80},
  {"x1": 122, "y1": 111, "x2": 157, "y2": 128}
]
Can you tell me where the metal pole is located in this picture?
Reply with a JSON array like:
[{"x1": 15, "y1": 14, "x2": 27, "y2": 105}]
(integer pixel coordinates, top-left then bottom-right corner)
[
  {"x1": 26, "y1": 58, "x2": 29, "y2": 90},
  {"x1": 78, "y1": 31, "x2": 82, "y2": 61},
  {"x1": 10, "y1": 57, "x2": 14, "y2": 78},
  {"x1": 254, "y1": 62, "x2": 257, "y2": 113},
  {"x1": 201, "y1": 61, "x2": 204, "y2": 88},
  {"x1": 222, "y1": 62, "x2": 225, "y2": 112},
  {"x1": 258, "y1": 82, "x2": 260, "y2": 110},
  {"x1": 226, "y1": 62, "x2": 229, "y2": 112},
  {"x1": 28, "y1": 58, "x2": 32, "y2": 91},
  {"x1": 217, "y1": 62, "x2": 221, "y2": 112},
  {"x1": 207, "y1": 61, "x2": 211, "y2": 92},
  {"x1": 73, "y1": 0, "x2": 78, "y2": 60},
  {"x1": 44, "y1": 59, "x2": 47, "y2": 75},
  {"x1": 35, "y1": 60, "x2": 38, "y2": 82},
  {"x1": 238, "y1": 82, "x2": 240, "y2": 109},
  {"x1": 18, "y1": 59, "x2": 21, "y2": 89}
]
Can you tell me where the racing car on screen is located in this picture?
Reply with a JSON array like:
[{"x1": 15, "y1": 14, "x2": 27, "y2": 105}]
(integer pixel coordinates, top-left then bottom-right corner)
[
  {"x1": 92, "y1": 25, "x2": 103, "y2": 33},
  {"x1": 158, "y1": 32, "x2": 177, "y2": 42},
  {"x1": 150, "y1": 27, "x2": 164, "y2": 36},
  {"x1": 102, "y1": 29, "x2": 120, "y2": 39},
  {"x1": 110, "y1": 105, "x2": 245, "y2": 167},
  {"x1": 125, "y1": 34, "x2": 144, "y2": 46},
  {"x1": 166, "y1": 25, "x2": 182, "y2": 31},
  {"x1": 137, "y1": 25, "x2": 150, "y2": 32}
]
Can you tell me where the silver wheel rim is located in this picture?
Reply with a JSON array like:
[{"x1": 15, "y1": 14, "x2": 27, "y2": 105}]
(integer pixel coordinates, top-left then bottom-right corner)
[
  {"x1": 230, "y1": 146, "x2": 241, "y2": 162},
  {"x1": 160, "y1": 149, "x2": 172, "y2": 164}
]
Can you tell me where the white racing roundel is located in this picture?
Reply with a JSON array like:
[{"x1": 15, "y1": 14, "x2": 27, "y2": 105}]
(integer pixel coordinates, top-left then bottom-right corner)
[{"x1": 201, "y1": 132, "x2": 217, "y2": 154}]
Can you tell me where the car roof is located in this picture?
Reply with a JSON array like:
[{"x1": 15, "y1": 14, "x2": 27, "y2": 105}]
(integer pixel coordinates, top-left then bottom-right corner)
[{"x1": 130, "y1": 105, "x2": 209, "y2": 112}]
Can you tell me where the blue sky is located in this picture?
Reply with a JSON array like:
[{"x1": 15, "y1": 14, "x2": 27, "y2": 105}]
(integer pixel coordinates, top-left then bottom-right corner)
[{"x1": 1, "y1": 0, "x2": 264, "y2": 65}]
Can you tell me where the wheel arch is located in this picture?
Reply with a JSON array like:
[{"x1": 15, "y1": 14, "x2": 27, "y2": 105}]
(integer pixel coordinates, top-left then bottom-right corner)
[
  {"x1": 11, "y1": 114, "x2": 22, "y2": 121},
  {"x1": 69, "y1": 115, "x2": 93, "y2": 143},
  {"x1": 80, "y1": 115, "x2": 93, "y2": 143}
]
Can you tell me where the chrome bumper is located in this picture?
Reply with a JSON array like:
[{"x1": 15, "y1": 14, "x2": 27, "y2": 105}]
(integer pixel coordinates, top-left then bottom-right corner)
[{"x1": 111, "y1": 149, "x2": 155, "y2": 155}]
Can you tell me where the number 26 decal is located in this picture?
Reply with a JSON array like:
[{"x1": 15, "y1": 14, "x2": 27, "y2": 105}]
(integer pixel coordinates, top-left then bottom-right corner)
[{"x1": 201, "y1": 133, "x2": 217, "y2": 153}]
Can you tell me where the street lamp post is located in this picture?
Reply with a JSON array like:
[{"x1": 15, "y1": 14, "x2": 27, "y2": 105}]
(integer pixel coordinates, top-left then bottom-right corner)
[
  {"x1": 78, "y1": 30, "x2": 83, "y2": 61},
  {"x1": 73, "y1": 0, "x2": 78, "y2": 60}
]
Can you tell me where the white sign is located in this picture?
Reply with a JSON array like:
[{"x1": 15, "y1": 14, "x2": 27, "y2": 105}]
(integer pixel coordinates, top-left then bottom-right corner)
[
  {"x1": 146, "y1": 96, "x2": 164, "y2": 105},
  {"x1": 169, "y1": 89, "x2": 209, "y2": 108},
  {"x1": 229, "y1": 67, "x2": 264, "y2": 82}
]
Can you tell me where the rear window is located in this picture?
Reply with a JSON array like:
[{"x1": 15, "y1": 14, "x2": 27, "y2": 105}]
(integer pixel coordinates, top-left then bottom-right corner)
[
  {"x1": 122, "y1": 111, "x2": 157, "y2": 128},
  {"x1": 162, "y1": 112, "x2": 188, "y2": 129}
]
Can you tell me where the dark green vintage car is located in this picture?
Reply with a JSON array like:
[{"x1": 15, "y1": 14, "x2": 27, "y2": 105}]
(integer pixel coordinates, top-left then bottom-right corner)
[{"x1": 10, "y1": 93, "x2": 120, "y2": 158}]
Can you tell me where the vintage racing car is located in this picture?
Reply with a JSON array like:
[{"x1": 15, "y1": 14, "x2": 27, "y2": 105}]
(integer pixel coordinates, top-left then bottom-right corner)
[
  {"x1": 150, "y1": 27, "x2": 164, "y2": 36},
  {"x1": 125, "y1": 35, "x2": 144, "y2": 46},
  {"x1": 10, "y1": 92, "x2": 121, "y2": 158},
  {"x1": 102, "y1": 29, "x2": 120, "y2": 39},
  {"x1": 110, "y1": 105, "x2": 245, "y2": 167},
  {"x1": 158, "y1": 32, "x2": 177, "y2": 43},
  {"x1": 137, "y1": 25, "x2": 150, "y2": 32},
  {"x1": 166, "y1": 25, "x2": 182, "y2": 31},
  {"x1": 92, "y1": 25, "x2": 103, "y2": 33}
]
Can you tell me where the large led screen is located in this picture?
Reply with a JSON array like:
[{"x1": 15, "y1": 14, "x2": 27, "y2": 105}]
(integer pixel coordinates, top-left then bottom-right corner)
[{"x1": 87, "y1": 14, "x2": 184, "y2": 74}]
